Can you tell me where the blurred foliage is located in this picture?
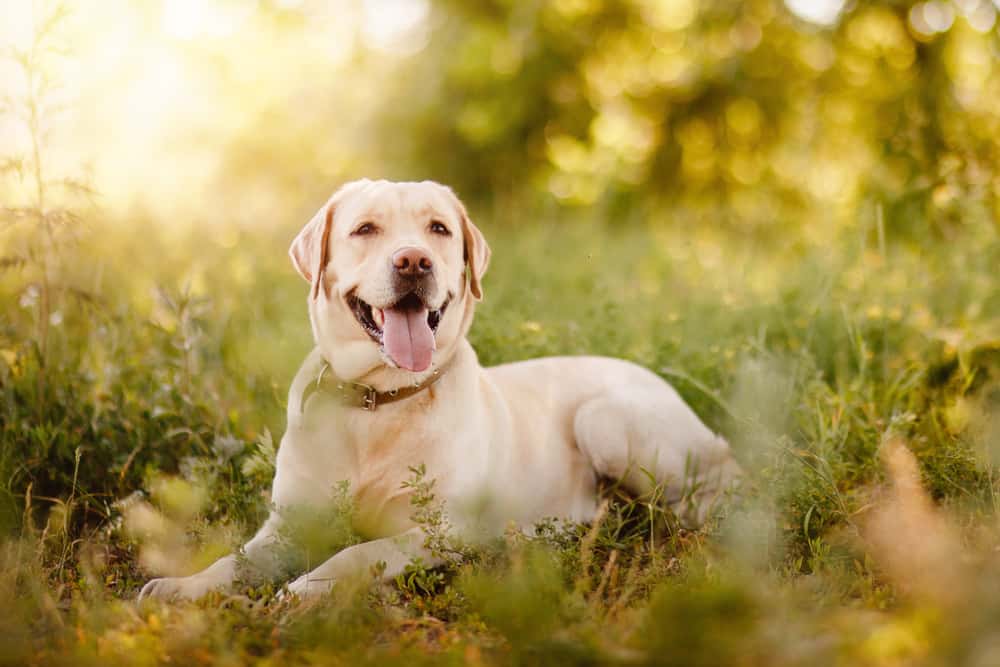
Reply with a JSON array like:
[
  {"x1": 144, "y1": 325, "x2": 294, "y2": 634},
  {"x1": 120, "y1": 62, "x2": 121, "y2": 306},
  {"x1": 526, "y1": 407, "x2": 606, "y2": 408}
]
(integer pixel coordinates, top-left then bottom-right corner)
[
  {"x1": 415, "y1": 0, "x2": 1000, "y2": 233},
  {"x1": 229, "y1": 0, "x2": 1000, "y2": 240}
]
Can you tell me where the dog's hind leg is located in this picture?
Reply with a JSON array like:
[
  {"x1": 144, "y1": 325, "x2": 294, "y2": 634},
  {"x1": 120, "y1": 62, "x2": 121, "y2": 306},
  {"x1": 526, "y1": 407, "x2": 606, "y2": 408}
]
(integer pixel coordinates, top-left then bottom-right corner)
[{"x1": 573, "y1": 393, "x2": 741, "y2": 527}]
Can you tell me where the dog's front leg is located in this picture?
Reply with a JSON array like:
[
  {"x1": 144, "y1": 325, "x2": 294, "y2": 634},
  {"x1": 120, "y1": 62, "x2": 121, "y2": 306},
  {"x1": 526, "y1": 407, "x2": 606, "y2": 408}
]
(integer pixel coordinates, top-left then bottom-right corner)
[
  {"x1": 285, "y1": 526, "x2": 436, "y2": 599},
  {"x1": 138, "y1": 512, "x2": 285, "y2": 601}
]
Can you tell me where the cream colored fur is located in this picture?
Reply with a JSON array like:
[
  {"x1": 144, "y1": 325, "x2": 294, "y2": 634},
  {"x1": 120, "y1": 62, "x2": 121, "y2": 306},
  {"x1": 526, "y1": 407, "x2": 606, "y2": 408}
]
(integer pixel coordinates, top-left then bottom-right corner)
[{"x1": 139, "y1": 179, "x2": 739, "y2": 601}]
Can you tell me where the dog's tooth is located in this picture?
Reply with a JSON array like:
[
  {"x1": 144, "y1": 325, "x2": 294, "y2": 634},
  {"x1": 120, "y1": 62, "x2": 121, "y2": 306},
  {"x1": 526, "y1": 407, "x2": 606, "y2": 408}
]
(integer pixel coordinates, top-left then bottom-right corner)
[{"x1": 374, "y1": 308, "x2": 384, "y2": 327}]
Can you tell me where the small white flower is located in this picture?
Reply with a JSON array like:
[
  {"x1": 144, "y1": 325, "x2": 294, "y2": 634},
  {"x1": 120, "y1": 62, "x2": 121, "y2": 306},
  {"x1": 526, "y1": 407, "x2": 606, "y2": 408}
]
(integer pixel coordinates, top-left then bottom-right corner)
[
  {"x1": 19, "y1": 285, "x2": 39, "y2": 309},
  {"x1": 212, "y1": 434, "x2": 244, "y2": 462}
]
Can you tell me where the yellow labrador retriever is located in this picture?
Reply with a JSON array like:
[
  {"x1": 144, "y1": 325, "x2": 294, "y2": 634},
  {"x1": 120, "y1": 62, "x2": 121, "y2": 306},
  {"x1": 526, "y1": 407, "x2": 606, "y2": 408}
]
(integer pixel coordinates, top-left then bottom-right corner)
[{"x1": 139, "y1": 179, "x2": 740, "y2": 600}]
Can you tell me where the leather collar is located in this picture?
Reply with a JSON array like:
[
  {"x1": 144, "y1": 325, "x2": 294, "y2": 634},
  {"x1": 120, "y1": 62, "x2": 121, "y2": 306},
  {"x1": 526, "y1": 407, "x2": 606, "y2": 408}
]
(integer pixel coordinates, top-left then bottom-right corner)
[{"x1": 300, "y1": 358, "x2": 452, "y2": 413}]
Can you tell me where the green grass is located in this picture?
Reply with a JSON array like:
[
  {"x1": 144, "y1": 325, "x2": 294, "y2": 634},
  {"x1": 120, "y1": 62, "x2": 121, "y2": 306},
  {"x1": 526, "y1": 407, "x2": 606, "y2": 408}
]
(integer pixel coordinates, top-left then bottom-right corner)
[{"x1": 0, "y1": 207, "x2": 998, "y2": 666}]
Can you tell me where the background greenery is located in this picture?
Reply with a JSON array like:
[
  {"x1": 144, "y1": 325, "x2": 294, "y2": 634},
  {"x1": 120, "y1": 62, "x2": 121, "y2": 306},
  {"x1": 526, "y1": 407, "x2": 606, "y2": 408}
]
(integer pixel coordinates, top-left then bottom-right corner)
[{"x1": 1, "y1": 0, "x2": 999, "y2": 664}]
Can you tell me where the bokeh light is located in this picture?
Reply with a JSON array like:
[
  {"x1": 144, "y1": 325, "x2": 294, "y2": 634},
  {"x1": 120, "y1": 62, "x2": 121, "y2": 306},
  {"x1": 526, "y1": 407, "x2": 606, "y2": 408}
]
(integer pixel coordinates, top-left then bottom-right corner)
[{"x1": 785, "y1": 0, "x2": 846, "y2": 26}]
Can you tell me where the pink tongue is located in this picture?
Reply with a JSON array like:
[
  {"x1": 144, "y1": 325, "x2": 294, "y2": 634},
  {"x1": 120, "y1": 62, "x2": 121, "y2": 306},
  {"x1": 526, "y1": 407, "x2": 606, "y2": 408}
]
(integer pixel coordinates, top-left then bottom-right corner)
[{"x1": 381, "y1": 305, "x2": 435, "y2": 372}]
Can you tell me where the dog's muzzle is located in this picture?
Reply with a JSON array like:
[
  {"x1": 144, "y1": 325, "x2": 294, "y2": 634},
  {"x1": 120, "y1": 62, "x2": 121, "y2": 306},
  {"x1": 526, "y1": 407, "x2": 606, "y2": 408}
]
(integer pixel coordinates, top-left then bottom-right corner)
[{"x1": 347, "y1": 279, "x2": 449, "y2": 373}]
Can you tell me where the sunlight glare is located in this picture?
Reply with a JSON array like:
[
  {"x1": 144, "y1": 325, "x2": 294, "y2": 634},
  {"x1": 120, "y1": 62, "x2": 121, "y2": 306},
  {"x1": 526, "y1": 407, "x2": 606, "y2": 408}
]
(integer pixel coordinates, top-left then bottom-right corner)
[
  {"x1": 161, "y1": 0, "x2": 251, "y2": 40},
  {"x1": 361, "y1": 0, "x2": 430, "y2": 55},
  {"x1": 784, "y1": 0, "x2": 846, "y2": 26}
]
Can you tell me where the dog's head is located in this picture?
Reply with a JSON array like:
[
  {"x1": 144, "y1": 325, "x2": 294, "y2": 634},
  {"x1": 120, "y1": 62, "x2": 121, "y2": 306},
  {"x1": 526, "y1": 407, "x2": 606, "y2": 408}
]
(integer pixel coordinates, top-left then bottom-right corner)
[{"x1": 289, "y1": 179, "x2": 490, "y2": 383}]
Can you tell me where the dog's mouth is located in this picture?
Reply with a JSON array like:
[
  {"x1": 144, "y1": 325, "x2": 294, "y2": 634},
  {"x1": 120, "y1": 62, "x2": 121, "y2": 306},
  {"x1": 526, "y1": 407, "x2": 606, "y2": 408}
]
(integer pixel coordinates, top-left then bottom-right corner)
[{"x1": 347, "y1": 291, "x2": 449, "y2": 372}]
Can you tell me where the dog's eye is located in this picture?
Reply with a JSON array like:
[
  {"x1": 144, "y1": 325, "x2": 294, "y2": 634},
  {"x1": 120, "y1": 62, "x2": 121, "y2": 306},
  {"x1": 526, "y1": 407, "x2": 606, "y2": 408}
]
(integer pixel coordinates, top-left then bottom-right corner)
[
  {"x1": 352, "y1": 222, "x2": 377, "y2": 236},
  {"x1": 429, "y1": 220, "x2": 451, "y2": 236}
]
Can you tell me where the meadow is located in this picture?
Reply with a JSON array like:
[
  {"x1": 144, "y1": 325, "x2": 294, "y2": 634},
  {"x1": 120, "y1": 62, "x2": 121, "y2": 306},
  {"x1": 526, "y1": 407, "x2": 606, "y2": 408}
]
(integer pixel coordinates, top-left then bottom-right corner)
[
  {"x1": 3, "y1": 0, "x2": 1000, "y2": 664},
  {"x1": 1, "y1": 201, "x2": 998, "y2": 665}
]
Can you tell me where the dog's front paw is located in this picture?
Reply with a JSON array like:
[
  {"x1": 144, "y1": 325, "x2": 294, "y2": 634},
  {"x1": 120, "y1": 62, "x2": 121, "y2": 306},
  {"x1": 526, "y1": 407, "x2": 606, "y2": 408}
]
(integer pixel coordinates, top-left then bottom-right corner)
[
  {"x1": 283, "y1": 573, "x2": 334, "y2": 600},
  {"x1": 138, "y1": 575, "x2": 221, "y2": 602}
]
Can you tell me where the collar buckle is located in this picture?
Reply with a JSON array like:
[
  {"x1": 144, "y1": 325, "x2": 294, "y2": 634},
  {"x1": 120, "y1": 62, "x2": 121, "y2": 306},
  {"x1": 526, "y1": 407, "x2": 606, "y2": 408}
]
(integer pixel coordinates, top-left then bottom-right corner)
[{"x1": 361, "y1": 386, "x2": 378, "y2": 411}]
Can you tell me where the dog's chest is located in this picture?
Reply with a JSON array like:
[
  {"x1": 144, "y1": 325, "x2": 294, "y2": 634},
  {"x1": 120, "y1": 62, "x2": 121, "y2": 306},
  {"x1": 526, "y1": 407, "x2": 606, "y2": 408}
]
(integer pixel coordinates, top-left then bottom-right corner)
[{"x1": 293, "y1": 401, "x2": 469, "y2": 537}]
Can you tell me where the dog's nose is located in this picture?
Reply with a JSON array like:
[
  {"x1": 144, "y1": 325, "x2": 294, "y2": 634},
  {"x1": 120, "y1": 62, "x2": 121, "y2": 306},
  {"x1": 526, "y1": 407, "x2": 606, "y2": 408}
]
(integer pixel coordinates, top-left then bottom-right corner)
[{"x1": 392, "y1": 247, "x2": 433, "y2": 276}]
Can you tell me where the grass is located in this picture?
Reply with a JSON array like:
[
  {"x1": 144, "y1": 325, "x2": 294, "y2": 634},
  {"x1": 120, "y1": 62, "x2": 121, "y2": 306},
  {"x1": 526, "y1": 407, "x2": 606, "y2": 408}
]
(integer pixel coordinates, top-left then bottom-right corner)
[{"x1": 0, "y1": 202, "x2": 998, "y2": 666}]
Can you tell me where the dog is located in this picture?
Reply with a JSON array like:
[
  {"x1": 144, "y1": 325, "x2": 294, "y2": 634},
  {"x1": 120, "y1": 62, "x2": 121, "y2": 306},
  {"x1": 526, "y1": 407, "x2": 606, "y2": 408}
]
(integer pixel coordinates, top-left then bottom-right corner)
[{"x1": 139, "y1": 179, "x2": 740, "y2": 600}]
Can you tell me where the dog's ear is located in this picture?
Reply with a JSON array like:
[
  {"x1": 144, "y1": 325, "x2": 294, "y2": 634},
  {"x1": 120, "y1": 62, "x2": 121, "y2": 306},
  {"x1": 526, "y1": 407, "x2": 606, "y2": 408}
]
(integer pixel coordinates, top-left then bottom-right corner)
[
  {"x1": 457, "y1": 200, "x2": 491, "y2": 301},
  {"x1": 289, "y1": 203, "x2": 336, "y2": 300},
  {"x1": 290, "y1": 180, "x2": 369, "y2": 299},
  {"x1": 289, "y1": 204, "x2": 332, "y2": 288}
]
